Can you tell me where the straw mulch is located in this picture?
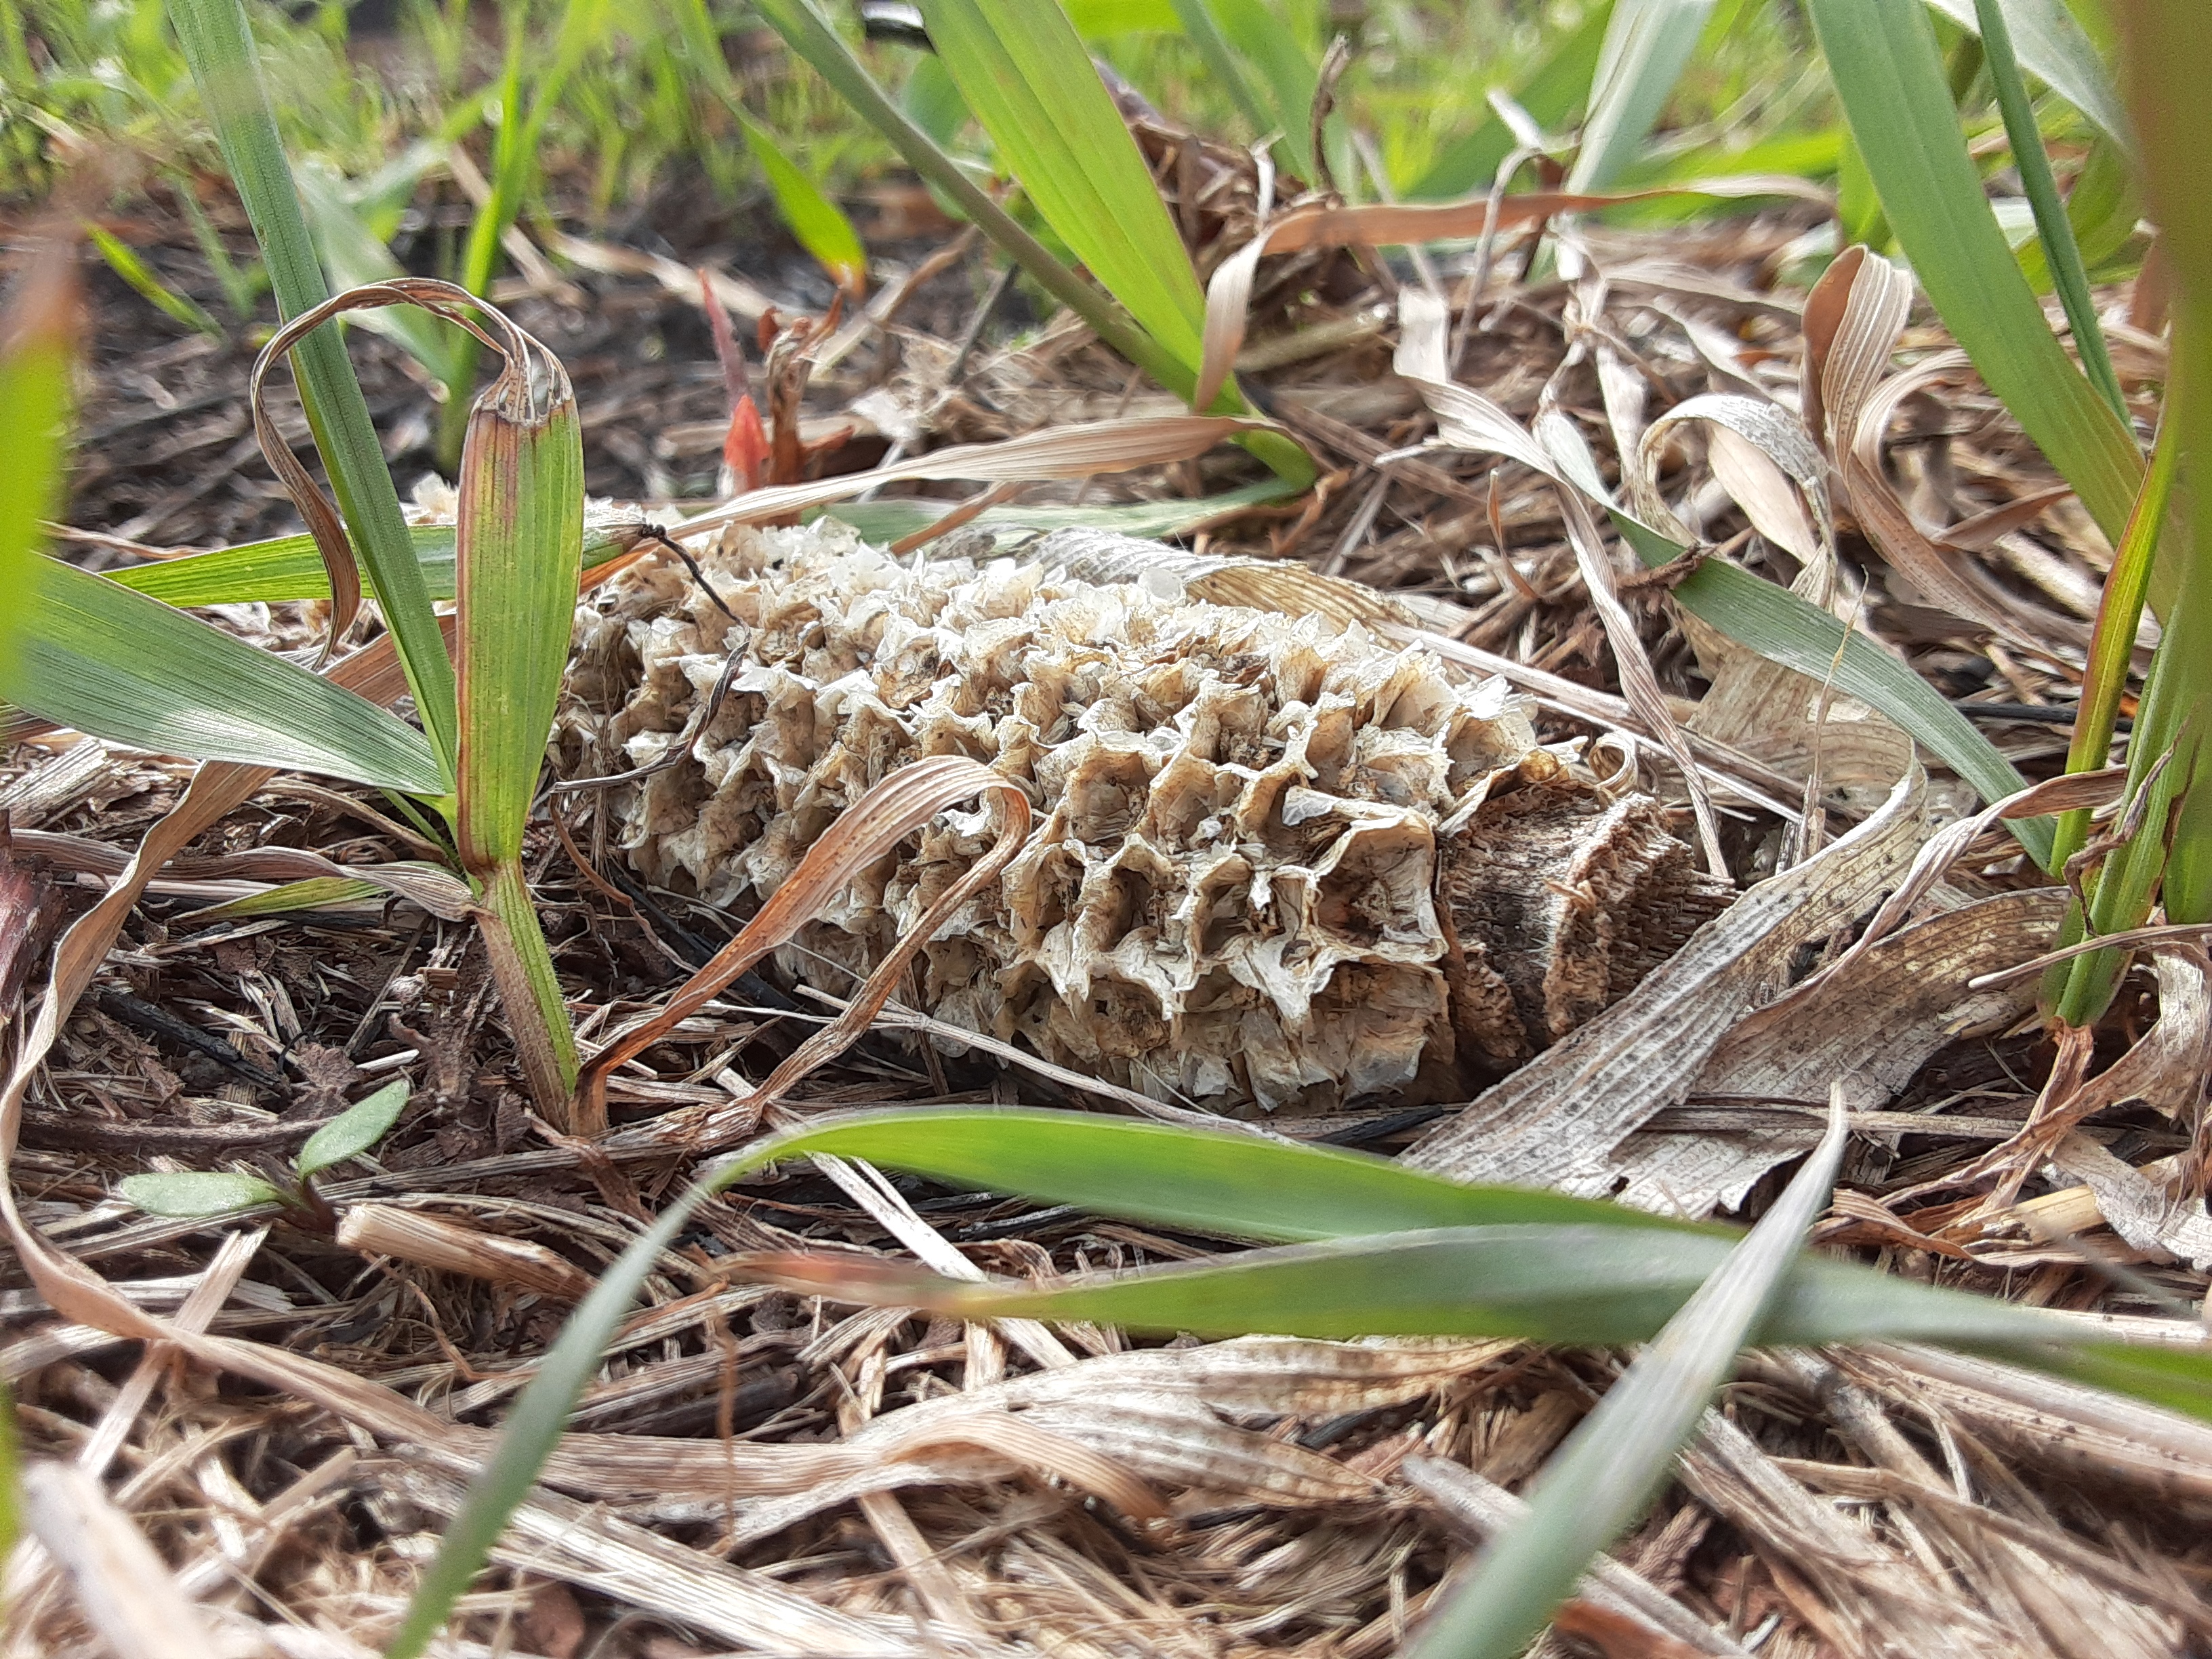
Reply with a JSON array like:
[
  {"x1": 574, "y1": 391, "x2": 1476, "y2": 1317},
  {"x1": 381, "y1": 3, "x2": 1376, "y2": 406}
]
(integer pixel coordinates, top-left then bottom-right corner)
[{"x1": 6, "y1": 120, "x2": 2212, "y2": 1659}]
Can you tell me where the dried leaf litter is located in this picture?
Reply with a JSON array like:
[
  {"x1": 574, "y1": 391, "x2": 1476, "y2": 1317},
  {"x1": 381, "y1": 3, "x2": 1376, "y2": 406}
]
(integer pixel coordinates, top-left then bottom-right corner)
[{"x1": 567, "y1": 522, "x2": 1731, "y2": 1115}]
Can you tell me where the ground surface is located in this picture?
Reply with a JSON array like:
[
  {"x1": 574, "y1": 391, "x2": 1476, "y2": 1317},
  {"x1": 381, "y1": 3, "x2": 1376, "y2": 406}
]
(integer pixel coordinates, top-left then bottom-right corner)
[{"x1": 7, "y1": 87, "x2": 2212, "y2": 1659}]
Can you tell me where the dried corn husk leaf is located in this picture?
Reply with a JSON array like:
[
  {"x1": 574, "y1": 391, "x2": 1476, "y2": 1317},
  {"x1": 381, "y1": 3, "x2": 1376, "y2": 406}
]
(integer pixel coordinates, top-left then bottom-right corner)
[
  {"x1": 1611, "y1": 887, "x2": 2066, "y2": 1214},
  {"x1": 1405, "y1": 769, "x2": 1929, "y2": 1201}
]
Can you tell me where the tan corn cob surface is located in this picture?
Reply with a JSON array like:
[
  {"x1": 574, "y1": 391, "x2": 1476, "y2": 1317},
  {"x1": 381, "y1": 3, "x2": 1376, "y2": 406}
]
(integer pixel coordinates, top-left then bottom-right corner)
[{"x1": 566, "y1": 525, "x2": 1726, "y2": 1115}]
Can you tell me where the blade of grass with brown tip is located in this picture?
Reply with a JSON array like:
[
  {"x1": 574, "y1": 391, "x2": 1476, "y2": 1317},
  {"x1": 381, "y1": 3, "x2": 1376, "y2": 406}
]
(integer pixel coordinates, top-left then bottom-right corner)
[{"x1": 449, "y1": 294, "x2": 587, "y2": 1122}]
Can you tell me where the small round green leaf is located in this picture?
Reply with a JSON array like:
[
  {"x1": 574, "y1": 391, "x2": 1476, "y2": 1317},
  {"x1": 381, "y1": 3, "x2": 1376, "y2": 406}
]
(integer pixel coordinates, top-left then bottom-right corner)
[
  {"x1": 118, "y1": 1172, "x2": 285, "y2": 1218},
  {"x1": 295, "y1": 1080, "x2": 411, "y2": 1183}
]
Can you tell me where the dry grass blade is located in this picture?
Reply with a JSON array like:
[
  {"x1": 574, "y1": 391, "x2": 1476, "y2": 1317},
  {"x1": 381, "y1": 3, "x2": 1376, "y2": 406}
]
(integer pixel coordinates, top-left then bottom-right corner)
[
  {"x1": 334, "y1": 1204, "x2": 596, "y2": 1299},
  {"x1": 1803, "y1": 251, "x2": 2083, "y2": 652},
  {"x1": 1554, "y1": 478, "x2": 1729, "y2": 876},
  {"x1": 1807, "y1": 0, "x2": 2145, "y2": 546},
  {"x1": 388, "y1": 1468, "x2": 1007, "y2": 1658},
  {"x1": 580, "y1": 754, "x2": 1031, "y2": 1136},
  {"x1": 245, "y1": 276, "x2": 537, "y2": 662},
  {"x1": 1395, "y1": 289, "x2": 1726, "y2": 870},
  {"x1": 16, "y1": 1461, "x2": 224, "y2": 1659},
  {"x1": 668, "y1": 413, "x2": 1263, "y2": 541},
  {"x1": 1195, "y1": 176, "x2": 1827, "y2": 410}
]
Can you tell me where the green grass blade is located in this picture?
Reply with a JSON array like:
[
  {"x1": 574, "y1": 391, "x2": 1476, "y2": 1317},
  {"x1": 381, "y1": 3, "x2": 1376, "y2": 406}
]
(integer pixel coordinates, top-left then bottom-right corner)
[
  {"x1": 85, "y1": 224, "x2": 223, "y2": 338},
  {"x1": 1207, "y1": 0, "x2": 1322, "y2": 175},
  {"x1": 383, "y1": 1163, "x2": 712, "y2": 1658},
  {"x1": 750, "y1": 0, "x2": 1190, "y2": 396},
  {"x1": 179, "y1": 875, "x2": 390, "y2": 922},
  {"x1": 105, "y1": 518, "x2": 640, "y2": 609},
  {"x1": 449, "y1": 306, "x2": 586, "y2": 1113},
  {"x1": 712, "y1": 1107, "x2": 1715, "y2": 1244},
  {"x1": 388, "y1": 1100, "x2": 2212, "y2": 1654},
  {"x1": 175, "y1": 178, "x2": 269, "y2": 321},
  {"x1": 453, "y1": 330, "x2": 586, "y2": 872},
  {"x1": 1568, "y1": 0, "x2": 1720, "y2": 192},
  {"x1": 733, "y1": 109, "x2": 869, "y2": 293},
  {"x1": 1925, "y1": 0, "x2": 2129, "y2": 146},
  {"x1": 1972, "y1": 0, "x2": 2126, "y2": 420},
  {"x1": 0, "y1": 1381, "x2": 18, "y2": 1574},
  {"x1": 1805, "y1": 0, "x2": 2143, "y2": 550},
  {"x1": 921, "y1": 0, "x2": 1210, "y2": 373},
  {"x1": 1, "y1": 558, "x2": 447, "y2": 796},
  {"x1": 295, "y1": 162, "x2": 468, "y2": 388},
  {"x1": 755, "y1": 1222, "x2": 2075, "y2": 1350},
  {"x1": 1163, "y1": 0, "x2": 1279, "y2": 160},
  {"x1": 2118, "y1": 2, "x2": 2212, "y2": 932},
  {"x1": 2058, "y1": 0, "x2": 2212, "y2": 1015},
  {"x1": 0, "y1": 247, "x2": 74, "y2": 703},
  {"x1": 1405, "y1": 1108, "x2": 1848, "y2": 1659},
  {"x1": 1605, "y1": 513, "x2": 2051, "y2": 861},
  {"x1": 2052, "y1": 407, "x2": 2175, "y2": 873},
  {"x1": 167, "y1": 0, "x2": 457, "y2": 779},
  {"x1": 441, "y1": 0, "x2": 610, "y2": 450},
  {"x1": 1407, "y1": 2, "x2": 1612, "y2": 198}
]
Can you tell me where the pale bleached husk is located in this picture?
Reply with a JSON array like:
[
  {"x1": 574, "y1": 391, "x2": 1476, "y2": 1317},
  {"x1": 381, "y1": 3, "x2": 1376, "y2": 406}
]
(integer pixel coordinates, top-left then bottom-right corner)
[{"x1": 566, "y1": 522, "x2": 1553, "y2": 1113}]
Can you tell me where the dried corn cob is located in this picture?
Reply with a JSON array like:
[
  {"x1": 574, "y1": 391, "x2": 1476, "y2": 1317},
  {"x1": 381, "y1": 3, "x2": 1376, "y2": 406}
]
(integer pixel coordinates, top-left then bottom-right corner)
[{"x1": 565, "y1": 525, "x2": 1729, "y2": 1116}]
